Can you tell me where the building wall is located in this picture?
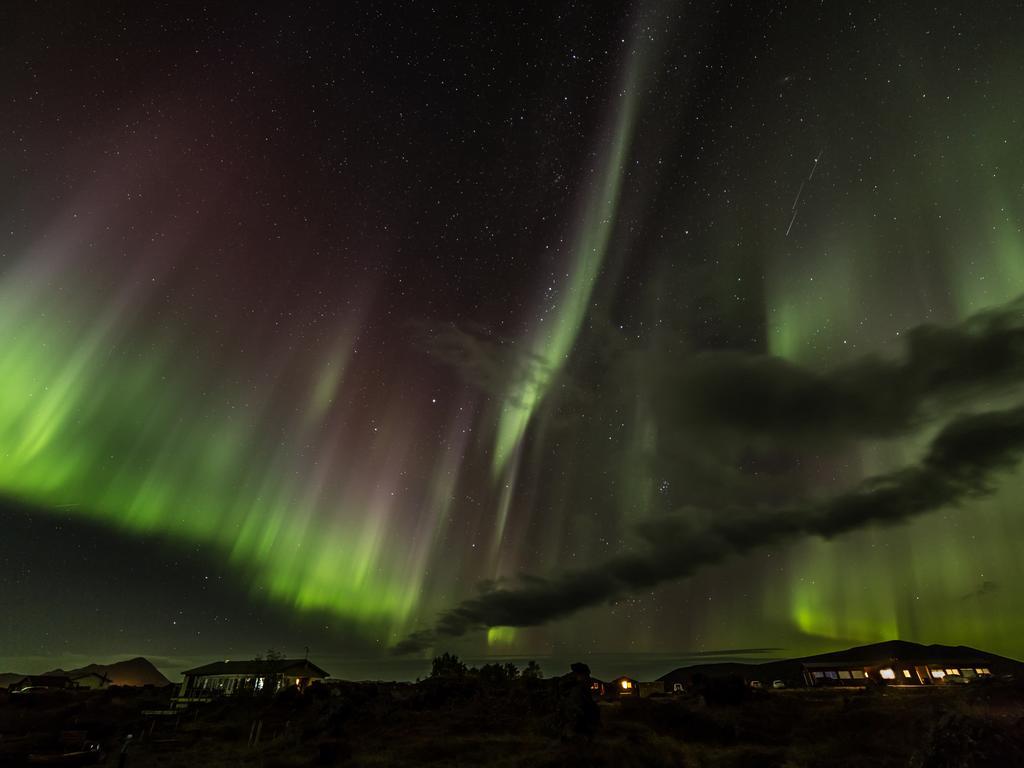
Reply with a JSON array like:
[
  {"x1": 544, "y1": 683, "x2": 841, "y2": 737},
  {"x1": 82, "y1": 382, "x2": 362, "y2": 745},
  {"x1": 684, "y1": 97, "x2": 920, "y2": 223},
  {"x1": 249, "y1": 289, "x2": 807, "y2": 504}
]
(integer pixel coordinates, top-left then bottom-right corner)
[
  {"x1": 183, "y1": 673, "x2": 321, "y2": 696},
  {"x1": 609, "y1": 677, "x2": 639, "y2": 696},
  {"x1": 73, "y1": 675, "x2": 109, "y2": 690},
  {"x1": 639, "y1": 682, "x2": 665, "y2": 697},
  {"x1": 803, "y1": 662, "x2": 994, "y2": 687},
  {"x1": 186, "y1": 673, "x2": 276, "y2": 695}
]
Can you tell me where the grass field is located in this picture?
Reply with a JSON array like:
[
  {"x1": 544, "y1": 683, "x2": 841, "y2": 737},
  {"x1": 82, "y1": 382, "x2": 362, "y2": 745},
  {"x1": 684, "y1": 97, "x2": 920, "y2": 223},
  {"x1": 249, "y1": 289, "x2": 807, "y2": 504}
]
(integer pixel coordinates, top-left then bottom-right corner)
[{"x1": 2, "y1": 676, "x2": 1023, "y2": 766}]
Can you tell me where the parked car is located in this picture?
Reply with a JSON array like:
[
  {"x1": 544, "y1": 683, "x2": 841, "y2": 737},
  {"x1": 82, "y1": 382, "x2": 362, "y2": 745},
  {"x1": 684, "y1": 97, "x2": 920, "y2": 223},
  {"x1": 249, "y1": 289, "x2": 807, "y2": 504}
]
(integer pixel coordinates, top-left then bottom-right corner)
[{"x1": 772, "y1": 680, "x2": 786, "y2": 689}]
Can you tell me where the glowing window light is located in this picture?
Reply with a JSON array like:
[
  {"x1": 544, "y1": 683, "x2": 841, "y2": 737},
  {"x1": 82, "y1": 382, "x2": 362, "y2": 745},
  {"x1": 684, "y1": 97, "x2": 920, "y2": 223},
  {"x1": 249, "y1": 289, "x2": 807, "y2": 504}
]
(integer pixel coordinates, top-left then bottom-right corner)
[
  {"x1": 620, "y1": 679, "x2": 632, "y2": 690},
  {"x1": 976, "y1": 668, "x2": 991, "y2": 675},
  {"x1": 930, "y1": 669, "x2": 945, "y2": 679},
  {"x1": 902, "y1": 670, "x2": 912, "y2": 679},
  {"x1": 879, "y1": 668, "x2": 896, "y2": 680}
]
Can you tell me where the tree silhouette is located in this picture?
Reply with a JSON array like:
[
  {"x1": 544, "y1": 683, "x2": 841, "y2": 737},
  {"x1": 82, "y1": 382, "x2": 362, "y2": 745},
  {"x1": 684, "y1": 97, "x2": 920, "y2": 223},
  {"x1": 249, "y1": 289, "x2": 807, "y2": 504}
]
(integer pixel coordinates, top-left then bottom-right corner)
[{"x1": 430, "y1": 652, "x2": 467, "y2": 678}]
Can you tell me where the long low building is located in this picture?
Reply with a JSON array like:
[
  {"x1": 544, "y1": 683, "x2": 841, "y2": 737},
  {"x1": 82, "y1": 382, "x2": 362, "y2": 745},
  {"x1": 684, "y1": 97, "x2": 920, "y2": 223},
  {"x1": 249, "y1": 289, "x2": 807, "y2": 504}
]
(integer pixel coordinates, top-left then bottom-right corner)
[
  {"x1": 802, "y1": 659, "x2": 992, "y2": 687},
  {"x1": 176, "y1": 658, "x2": 329, "y2": 704},
  {"x1": 657, "y1": 641, "x2": 1018, "y2": 690}
]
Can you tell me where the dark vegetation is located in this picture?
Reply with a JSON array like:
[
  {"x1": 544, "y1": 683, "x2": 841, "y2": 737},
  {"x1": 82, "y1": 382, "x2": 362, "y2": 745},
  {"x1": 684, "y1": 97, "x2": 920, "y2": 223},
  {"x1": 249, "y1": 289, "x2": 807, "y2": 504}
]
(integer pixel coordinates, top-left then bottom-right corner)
[{"x1": 1, "y1": 657, "x2": 1023, "y2": 767}]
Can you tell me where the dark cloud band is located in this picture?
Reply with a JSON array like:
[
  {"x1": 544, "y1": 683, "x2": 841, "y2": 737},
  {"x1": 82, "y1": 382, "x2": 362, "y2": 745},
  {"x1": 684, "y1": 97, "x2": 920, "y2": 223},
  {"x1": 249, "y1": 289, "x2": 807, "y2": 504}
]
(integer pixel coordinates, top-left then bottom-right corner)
[{"x1": 396, "y1": 296, "x2": 1024, "y2": 654}]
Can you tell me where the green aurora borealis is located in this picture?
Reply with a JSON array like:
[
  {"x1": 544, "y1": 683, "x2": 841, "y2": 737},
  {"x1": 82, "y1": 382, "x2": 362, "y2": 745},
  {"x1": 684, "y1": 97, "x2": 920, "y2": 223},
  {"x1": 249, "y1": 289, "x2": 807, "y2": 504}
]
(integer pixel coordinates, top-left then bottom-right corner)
[{"x1": 3, "y1": 2, "x2": 1024, "y2": 672}]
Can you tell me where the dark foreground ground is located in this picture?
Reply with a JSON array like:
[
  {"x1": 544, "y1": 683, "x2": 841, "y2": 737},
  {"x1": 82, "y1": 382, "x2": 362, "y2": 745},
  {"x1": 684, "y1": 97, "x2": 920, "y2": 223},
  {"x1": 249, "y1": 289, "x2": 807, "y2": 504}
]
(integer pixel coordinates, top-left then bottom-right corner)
[{"x1": 2, "y1": 677, "x2": 1024, "y2": 767}]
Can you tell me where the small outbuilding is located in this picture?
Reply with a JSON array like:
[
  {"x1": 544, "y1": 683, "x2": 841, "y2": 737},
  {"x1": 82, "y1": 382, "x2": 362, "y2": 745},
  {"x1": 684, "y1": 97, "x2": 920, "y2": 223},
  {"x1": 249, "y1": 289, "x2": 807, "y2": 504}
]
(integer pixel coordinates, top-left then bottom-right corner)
[
  {"x1": 638, "y1": 681, "x2": 665, "y2": 697},
  {"x1": 70, "y1": 671, "x2": 112, "y2": 690},
  {"x1": 609, "y1": 676, "x2": 639, "y2": 697}
]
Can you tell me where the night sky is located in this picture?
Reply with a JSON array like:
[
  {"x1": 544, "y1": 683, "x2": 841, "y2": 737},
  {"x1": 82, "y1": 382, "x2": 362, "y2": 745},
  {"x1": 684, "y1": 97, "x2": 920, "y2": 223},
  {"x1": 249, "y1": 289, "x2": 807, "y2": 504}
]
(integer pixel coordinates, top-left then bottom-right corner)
[{"x1": 3, "y1": 1, "x2": 1024, "y2": 681}]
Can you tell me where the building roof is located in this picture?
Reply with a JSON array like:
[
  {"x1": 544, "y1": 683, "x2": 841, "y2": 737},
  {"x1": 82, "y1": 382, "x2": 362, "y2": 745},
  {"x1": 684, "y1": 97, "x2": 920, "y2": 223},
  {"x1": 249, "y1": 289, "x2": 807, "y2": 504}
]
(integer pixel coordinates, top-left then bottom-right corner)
[
  {"x1": 69, "y1": 671, "x2": 112, "y2": 683},
  {"x1": 182, "y1": 659, "x2": 329, "y2": 678},
  {"x1": 799, "y1": 640, "x2": 995, "y2": 665},
  {"x1": 801, "y1": 655, "x2": 992, "y2": 670}
]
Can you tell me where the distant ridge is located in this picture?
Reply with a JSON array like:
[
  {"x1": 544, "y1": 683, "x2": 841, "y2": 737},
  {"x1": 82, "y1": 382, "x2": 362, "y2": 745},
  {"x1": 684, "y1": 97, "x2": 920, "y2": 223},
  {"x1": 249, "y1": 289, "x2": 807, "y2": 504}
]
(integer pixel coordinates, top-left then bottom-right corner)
[
  {"x1": 659, "y1": 641, "x2": 1024, "y2": 684},
  {"x1": 0, "y1": 672, "x2": 28, "y2": 689},
  {"x1": 1, "y1": 657, "x2": 170, "y2": 688},
  {"x1": 48, "y1": 656, "x2": 171, "y2": 687},
  {"x1": 795, "y1": 639, "x2": 1012, "y2": 664},
  {"x1": 6, "y1": 657, "x2": 172, "y2": 687}
]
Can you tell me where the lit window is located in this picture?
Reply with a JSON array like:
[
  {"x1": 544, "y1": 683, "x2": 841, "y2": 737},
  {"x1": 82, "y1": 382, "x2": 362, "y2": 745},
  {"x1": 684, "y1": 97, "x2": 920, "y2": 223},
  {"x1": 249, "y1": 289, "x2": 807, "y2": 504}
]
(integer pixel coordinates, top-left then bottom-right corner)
[
  {"x1": 838, "y1": 671, "x2": 851, "y2": 679},
  {"x1": 930, "y1": 669, "x2": 945, "y2": 679},
  {"x1": 976, "y1": 668, "x2": 991, "y2": 676},
  {"x1": 945, "y1": 669, "x2": 959, "y2": 676},
  {"x1": 620, "y1": 679, "x2": 632, "y2": 690},
  {"x1": 879, "y1": 668, "x2": 896, "y2": 680},
  {"x1": 851, "y1": 670, "x2": 866, "y2": 679},
  {"x1": 255, "y1": 677, "x2": 264, "y2": 691},
  {"x1": 812, "y1": 671, "x2": 825, "y2": 679},
  {"x1": 902, "y1": 670, "x2": 912, "y2": 679}
]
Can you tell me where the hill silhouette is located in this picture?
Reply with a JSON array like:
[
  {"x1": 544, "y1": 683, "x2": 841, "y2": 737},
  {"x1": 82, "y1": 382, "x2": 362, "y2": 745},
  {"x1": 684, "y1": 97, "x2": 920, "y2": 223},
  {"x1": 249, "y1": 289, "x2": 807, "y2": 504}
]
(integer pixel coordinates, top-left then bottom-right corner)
[
  {"x1": 0, "y1": 673, "x2": 26, "y2": 689},
  {"x1": 42, "y1": 657, "x2": 171, "y2": 687}
]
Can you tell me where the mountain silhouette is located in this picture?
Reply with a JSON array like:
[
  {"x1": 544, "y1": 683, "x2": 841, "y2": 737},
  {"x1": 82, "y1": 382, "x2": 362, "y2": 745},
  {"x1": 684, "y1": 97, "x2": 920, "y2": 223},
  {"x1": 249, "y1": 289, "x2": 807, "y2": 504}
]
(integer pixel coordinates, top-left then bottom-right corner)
[
  {"x1": 0, "y1": 672, "x2": 27, "y2": 689},
  {"x1": 43, "y1": 657, "x2": 171, "y2": 687}
]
